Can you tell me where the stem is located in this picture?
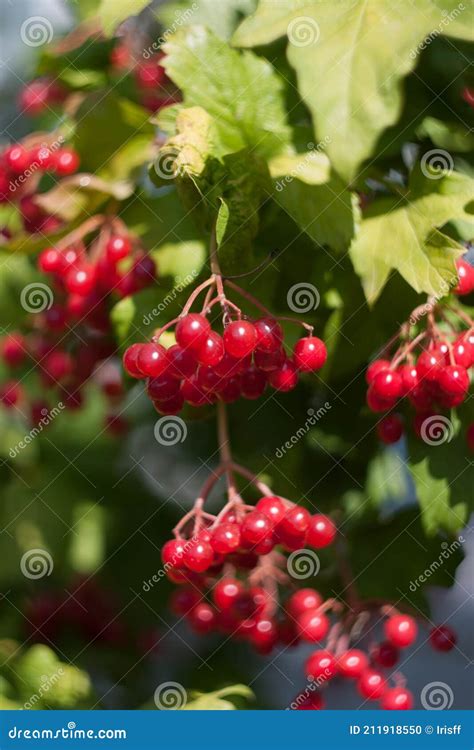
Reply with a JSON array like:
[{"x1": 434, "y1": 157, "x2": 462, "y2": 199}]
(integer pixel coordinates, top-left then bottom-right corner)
[
  {"x1": 390, "y1": 331, "x2": 427, "y2": 369},
  {"x1": 180, "y1": 276, "x2": 216, "y2": 316},
  {"x1": 217, "y1": 401, "x2": 239, "y2": 502},
  {"x1": 54, "y1": 215, "x2": 105, "y2": 251}
]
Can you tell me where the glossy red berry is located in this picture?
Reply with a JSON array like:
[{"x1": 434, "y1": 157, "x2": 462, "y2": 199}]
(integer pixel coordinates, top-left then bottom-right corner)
[
  {"x1": 438, "y1": 365, "x2": 469, "y2": 397},
  {"x1": 136, "y1": 343, "x2": 168, "y2": 377},
  {"x1": 286, "y1": 589, "x2": 322, "y2": 619},
  {"x1": 54, "y1": 148, "x2": 80, "y2": 176},
  {"x1": 1, "y1": 333, "x2": 27, "y2": 367},
  {"x1": 268, "y1": 360, "x2": 298, "y2": 391},
  {"x1": 196, "y1": 331, "x2": 225, "y2": 367},
  {"x1": 212, "y1": 578, "x2": 244, "y2": 610},
  {"x1": 241, "y1": 512, "x2": 272, "y2": 546},
  {"x1": 183, "y1": 538, "x2": 214, "y2": 573},
  {"x1": 417, "y1": 348, "x2": 446, "y2": 383},
  {"x1": 372, "y1": 641, "x2": 399, "y2": 668},
  {"x1": 106, "y1": 235, "x2": 132, "y2": 262},
  {"x1": 306, "y1": 514, "x2": 336, "y2": 548},
  {"x1": 211, "y1": 523, "x2": 241, "y2": 554},
  {"x1": 357, "y1": 669, "x2": 386, "y2": 700},
  {"x1": 453, "y1": 337, "x2": 474, "y2": 368},
  {"x1": 249, "y1": 618, "x2": 278, "y2": 652},
  {"x1": 254, "y1": 348, "x2": 285, "y2": 372},
  {"x1": 254, "y1": 318, "x2": 283, "y2": 353},
  {"x1": 241, "y1": 368, "x2": 267, "y2": 399},
  {"x1": 454, "y1": 258, "x2": 474, "y2": 296},
  {"x1": 65, "y1": 264, "x2": 96, "y2": 296},
  {"x1": 255, "y1": 496, "x2": 286, "y2": 526},
  {"x1": 0, "y1": 380, "x2": 22, "y2": 407},
  {"x1": 223, "y1": 320, "x2": 257, "y2": 358},
  {"x1": 161, "y1": 539, "x2": 186, "y2": 569},
  {"x1": 175, "y1": 314, "x2": 211, "y2": 352},
  {"x1": 166, "y1": 345, "x2": 197, "y2": 379},
  {"x1": 154, "y1": 392, "x2": 184, "y2": 415},
  {"x1": 305, "y1": 649, "x2": 337, "y2": 680},
  {"x1": 38, "y1": 247, "x2": 63, "y2": 274},
  {"x1": 377, "y1": 414, "x2": 404, "y2": 444},
  {"x1": 123, "y1": 343, "x2": 144, "y2": 378},
  {"x1": 399, "y1": 364, "x2": 419, "y2": 394},
  {"x1": 337, "y1": 649, "x2": 368, "y2": 678},
  {"x1": 371, "y1": 369, "x2": 402, "y2": 401},
  {"x1": 297, "y1": 610, "x2": 329, "y2": 642},
  {"x1": 366, "y1": 385, "x2": 395, "y2": 413},
  {"x1": 4, "y1": 145, "x2": 30, "y2": 174},
  {"x1": 430, "y1": 625, "x2": 457, "y2": 651},
  {"x1": 188, "y1": 602, "x2": 216, "y2": 633},
  {"x1": 380, "y1": 687, "x2": 413, "y2": 710},
  {"x1": 278, "y1": 506, "x2": 311, "y2": 538},
  {"x1": 147, "y1": 374, "x2": 180, "y2": 401},
  {"x1": 366, "y1": 359, "x2": 391, "y2": 385},
  {"x1": 384, "y1": 614, "x2": 417, "y2": 648},
  {"x1": 293, "y1": 337, "x2": 327, "y2": 372}
]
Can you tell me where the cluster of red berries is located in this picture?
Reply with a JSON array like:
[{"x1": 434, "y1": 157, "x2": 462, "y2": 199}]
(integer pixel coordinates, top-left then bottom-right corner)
[
  {"x1": 123, "y1": 307, "x2": 327, "y2": 414},
  {"x1": 366, "y1": 299, "x2": 473, "y2": 448},
  {"x1": 0, "y1": 139, "x2": 80, "y2": 236},
  {"x1": 109, "y1": 43, "x2": 179, "y2": 113},
  {"x1": 295, "y1": 614, "x2": 457, "y2": 710},
  {"x1": 25, "y1": 576, "x2": 159, "y2": 656},
  {"x1": 162, "y1": 490, "x2": 336, "y2": 653}
]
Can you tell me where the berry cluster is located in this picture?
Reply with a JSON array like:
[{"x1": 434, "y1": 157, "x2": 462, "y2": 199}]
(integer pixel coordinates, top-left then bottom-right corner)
[
  {"x1": 109, "y1": 43, "x2": 180, "y2": 113},
  {"x1": 366, "y1": 296, "x2": 473, "y2": 449},
  {"x1": 0, "y1": 218, "x2": 156, "y2": 432},
  {"x1": 161, "y1": 457, "x2": 336, "y2": 653},
  {"x1": 0, "y1": 137, "x2": 80, "y2": 236},
  {"x1": 123, "y1": 276, "x2": 327, "y2": 414}
]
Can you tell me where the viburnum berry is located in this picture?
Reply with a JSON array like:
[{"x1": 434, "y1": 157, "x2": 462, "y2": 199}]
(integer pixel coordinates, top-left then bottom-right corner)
[
  {"x1": 268, "y1": 360, "x2": 298, "y2": 392},
  {"x1": 223, "y1": 320, "x2": 257, "y2": 358},
  {"x1": 187, "y1": 602, "x2": 216, "y2": 633},
  {"x1": 357, "y1": 669, "x2": 386, "y2": 700},
  {"x1": 437, "y1": 365, "x2": 469, "y2": 397},
  {"x1": 166, "y1": 345, "x2": 197, "y2": 380},
  {"x1": 278, "y1": 506, "x2": 311, "y2": 539},
  {"x1": 0, "y1": 380, "x2": 22, "y2": 407},
  {"x1": 293, "y1": 337, "x2": 327, "y2": 372},
  {"x1": 196, "y1": 331, "x2": 225, "y2": 367},
  {"x1": 372, "y1": 641, "x2": 399, "y2": 668},
  {"x1": 4, "y1": 145, "x2": 31, "y2": 174},
  {"x1": 106, "y1": 235, "x2": 132, "y2": 262},
  {"x1": 286, "y1": 589, "x2": 322, "y2": 619},
  {"x1": 176, "y1": 314, "x2": 211, "y2": 352},
  {"x1": 241, "y1": 368, "x2": 267, "y2": 399},
  {"x1": 254, "y1": 318, "x2": 283, "y2": 353},
  {"x1": 255, "y1": 496, "x2": 286, "y2": 526},
  {"x1": 305, "y1": 649, "x2": 337, "y2": 680},
  {"x1": 366, "y1": 385, "x2": 396, "y2": 413},
  {"x1": 211, "y1": 523, "x2": 241, "y2": 554},
  {"x1": 371, "y1": 369, "x2": 403, "y2": 401},
  {"x1": 38, "y1": 247, "x2": 63, "y2": 274},
  {"x1": 453, "y1": 336, "x2": 473, "y2": 367},
  {"x1": 430, "y1": 625, "x2": 457, "y2": 651},
  {"x1": 254, "y1": 348, "x2": 285, "y2": 372},
  {"x1": 154, "y1": 392, "x2": 185, "y2": 415},
  {"x1": 212, "y1": 578, "x2": 243, "y2": 610},
  {"x1": 161, "y1": 539, "x2": 186, "y2": 570},
  {"x1": 416, "y1": 348, "x2": 446, "y2": 383},
  {"x1": 297, "y1": 609, "x2": 329, "y2": 642},
  {"x1": 366, "y1": 359, "x2": 391, "y2": 385},
  {"x1": 377, "y1": 414, "x2": 404, "y2": 444},
  {"x1": 123, "y1": 344, "x2": 144, "y2": 378},
  {"x1": 183, "y1": 537, "x2": 214, "y2": 573},
  {"x1": 65, "y1": 264, "x2": 96, "y2": 296},
  {"x1": 380, "y1": 687, "x2": 414, "y2": 710},
  {"x1": 399, "y1": 364, "x2": 419, "y2": 394},
  {"x1": 454, "y1": 258, "x2": 474, "y2": 296},
  {"x1": 53, "y1": 148, "x2": 80, "y2": 176},
  {"x1": 0, "y1": 333, "x2": 27, "y2": 367},
  {"x1": 384, "y1": 614, "x2": 417, "y2": 648},
  {"x1": 337, "y1": 649, "x2": 368, "y2": 678},
  {"x1": 249, "y1": 618, "x2": 278, "y2": 653},
  {"x1": 136, "y1": 343, "x2": 168, "y2": 378},
  {"x1": 241, "y1": 511, "x2": 272, "y2": 547},
  {"x1": 306, "y1": 514, "x2": 336, "y2": 548},
  {"x1": 147, "y1": 374, "x2": 180, "y2": 402}
]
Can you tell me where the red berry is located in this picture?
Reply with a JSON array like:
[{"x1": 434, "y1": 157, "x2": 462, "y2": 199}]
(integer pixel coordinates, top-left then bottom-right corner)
[
  {"x1": 337, "y1": 649, "x2": 368, "y2": 678},
  {"x1": 438, "y1": 365, "x2": 469, "y2": 397},
  {"x1": 408, "y1": 384, "x2": 434, "y2": 411},
  {"x1": 211, "y1": 523, "x2": 241, "y2": 554},
  {"x1": 241, "y1": 367, "x2": 267, "y2": 399},
  {"x1": 384, "y1": 614, "x2": 417, "y2": 648},
  {"x1": 453, "y1": 337, "x2": 474, "y2": 368},
  {"x1": 0, "y1": 380, "x2": 22, "y2": 407},
  {"x1": 268, "y1": 360, "x2": 298, "y2": 392},
  {"x1": 417, "y1": 348, "x2": 446, "y2": 383},
  {"x1": 286, "y1": 589, "x2": 322, "y2": 619},
  {"x1": 454, "y1": 258, "x2": 474, "y2": 295},
  {"x1": 254, "y1": 348, "x2": 285, "y2": 372},
  {"x1": 181, "y1": 376, "x2": 211, "y2": 407},
  {"x1": 297, "y1": 610, "x2": 329, "y2": 642},
  {"x1": 42, "y1": 350, "x2": 73, "y2": 383},
  {"x1": 196, "y1": 366, "x2": 222, "y2": 393},
  {"x1": 377, "y1": 414, "x2": 404, "y2": 444},
  {"x1": 371, "y1": 369, "x2": 402, "y2": 401},
  {"x1": 38, "y1": 247, "x2": 63, "y2": 274},
  {"x1": 366, "y1": 359, "x2": 391, "y2": 385},
  {"x1": 278, "y1": 506, "x2": 311, "y2": 538},
  {"x1": 357, "y1": 669, "x2": 386, "y2": 700},
  {"x1": 147, "y1": 374, "x2": 180, "y2": 401},
  {"x1": 183, "y1": 538, "x2": 214, "y2": 573},
  {"x1": 380, "y1": 687, "x2": 413, "y2": 710},
  {"x1": 255, "y1": 496, "x2": 286, "y2": 526},
  {"x1": 218, "y1": 376, "x2": 241, "y2": 403},
  {"x1": 196, "y1": 331, "x2": 224, "y2": 367},
  {"x1": 135, "y1": 59, "x2": 167, "y2": 89},
  {"x1": 123, "y1": 343, "x2": 144, "y2": 378},
  {"x1": 4, "y1": 145, "x2": 30, "y2": 174},
  {"x1": 372, "y1": 641, "x2": 399, "y2": 668},
  {"x1": 132, "y1": 255, "x2": 156, "y2": 287},
  {"x1": 293, "y1": 337, "x2": 327, "y2": 372},
  {"x1": 305, "y1": 649, "x2": 337, "y2": 680},
  {"x1": 65, "y1": 264, "x2": 96, "y2": 296},
  {"x1": 154, "y1": 392, "x2": 184, "y2": 415},
  {"x1": 306, "y1": 514, "x2": 336, "y2": 548},
  {"x1": 241, "y1": 511, "x2": 272, "y2": 546},
  {"x1": 430, "y1": 625, "x2": 457, "y2": 651},
  {"x1": 167, "y1": 345, "x2": 197, "y2": 380},
  {"x1": 188, "y1": 602, "x2": 216, "y2": 633},
  {"x1": 137, "y1": 343, "x2": 168, "y2": 377},
  {"x1": 223, "y1": 320, "x2": 257, "y2": 358},
  {"x1": 106, "y1": 235, "x2": 132, "y2": 262},
  {"x1": 175, "y1": 314, "x2": 211, "y2": 352},
  {"x1": 254, "y1": 318, "x2": 283, "y2": 353},
  {"x1": 1, "y1": 333, "x2": 27, "y2": 367},
  {"x1": 366, "y1": 386, "x2": 395, "y2": 413},
  {"x1": 249, "y1": 617, "x2": 278, "y2": 652},
  {"x1": 161, "y1": 539, "x2": 186, "y2": 569},
  {"x1": 398, "y1": 364, "x2": 419, "y2": 395},
  {"x1": 53, "y1": 148, "x2": 80, "y2": 176},
  {"x1": 212, "y1": 578, "x2": 243, "y2": 610}
]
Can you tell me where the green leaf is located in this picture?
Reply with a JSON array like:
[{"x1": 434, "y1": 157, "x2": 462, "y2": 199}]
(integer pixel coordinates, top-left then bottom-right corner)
[
  {"x1": 417, "y1": 116, "x2": 474, "y2": 153},
  {"x1": 35, "y1": 175, "x2": 133, "y2": 222},
  {"x1": 184, "y1": 685, "x2": 254, "y2": 710},
  {"x1": 162, "y1": 26, "x2": 291, "y2": 159},
  {"x1": 157, "y1": 0, "x2": 257, "y2": 40},
  {"x1": 349, "y1": 168, "x2": 474, "y2": 303},
  {"x1": 98, "y1": 0, "x2": 151, "y2": 36},
  {"x1": 233, "y1": 0, "x2": 474, "y2": 180}
]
